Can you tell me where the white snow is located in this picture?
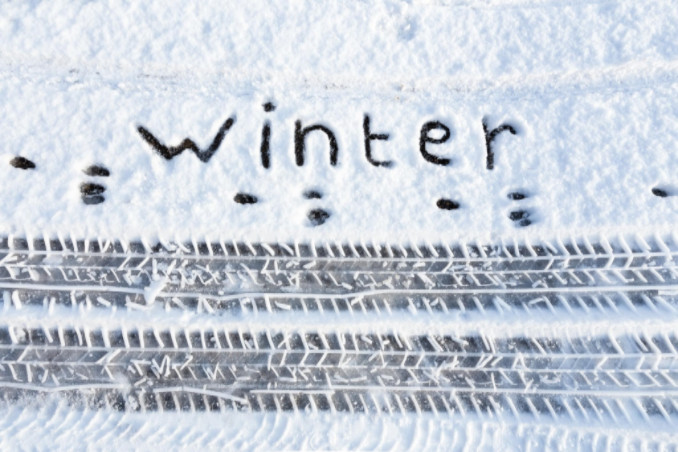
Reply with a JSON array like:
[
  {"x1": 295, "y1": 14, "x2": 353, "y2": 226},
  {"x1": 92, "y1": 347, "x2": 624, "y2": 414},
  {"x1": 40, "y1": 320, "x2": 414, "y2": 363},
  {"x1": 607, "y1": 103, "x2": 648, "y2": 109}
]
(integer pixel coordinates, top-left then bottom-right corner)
[
  {"x1": 1, "y1": 0, "x2": 678, "y2": 449},
  {"x1": 0, "y1": 0, "x2": 676, "y2": 244},
  {"x1": 2, "y1": 400, "x2": 677, "y2": 451}
]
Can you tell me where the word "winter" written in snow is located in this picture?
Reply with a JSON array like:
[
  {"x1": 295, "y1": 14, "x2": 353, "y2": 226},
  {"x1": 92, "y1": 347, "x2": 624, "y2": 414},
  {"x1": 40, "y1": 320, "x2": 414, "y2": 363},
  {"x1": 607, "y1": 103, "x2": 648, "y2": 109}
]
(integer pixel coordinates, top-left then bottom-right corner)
[
  {"x1": 6, "y1": 102, "x2": 527, "y2": 229},
  {"x1": 135, "y1": 102, "x2": 518, "y2": 171}
]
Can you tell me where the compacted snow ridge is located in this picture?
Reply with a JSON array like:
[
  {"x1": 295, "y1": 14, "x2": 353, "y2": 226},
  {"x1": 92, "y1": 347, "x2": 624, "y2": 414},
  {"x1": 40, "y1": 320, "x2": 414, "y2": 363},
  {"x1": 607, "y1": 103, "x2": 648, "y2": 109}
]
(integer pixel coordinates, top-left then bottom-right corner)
[{"x1": 1, "y1": 403, "x2": 678, "y2": 451}]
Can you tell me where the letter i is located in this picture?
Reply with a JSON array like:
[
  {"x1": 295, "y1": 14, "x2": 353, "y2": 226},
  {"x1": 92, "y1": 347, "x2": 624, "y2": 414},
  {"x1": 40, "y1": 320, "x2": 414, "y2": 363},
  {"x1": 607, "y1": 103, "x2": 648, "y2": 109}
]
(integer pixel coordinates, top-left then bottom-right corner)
[{"x1": 261, "y1": 101, "x2": 276, "y2": 169}]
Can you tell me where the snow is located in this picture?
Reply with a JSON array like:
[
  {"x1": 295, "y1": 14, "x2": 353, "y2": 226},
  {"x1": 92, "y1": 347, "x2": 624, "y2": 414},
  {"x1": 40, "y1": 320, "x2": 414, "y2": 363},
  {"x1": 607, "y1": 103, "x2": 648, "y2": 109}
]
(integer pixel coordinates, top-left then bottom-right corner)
[
  {"x1": 3, "y1": 400, "x2": 677, "y2": 451},
  {"x1": 0, "y1": 0, "x2": 676, "y2": 244},
  {"x1": 1, "y1": 0, "x2": 678, "y2": 449}
]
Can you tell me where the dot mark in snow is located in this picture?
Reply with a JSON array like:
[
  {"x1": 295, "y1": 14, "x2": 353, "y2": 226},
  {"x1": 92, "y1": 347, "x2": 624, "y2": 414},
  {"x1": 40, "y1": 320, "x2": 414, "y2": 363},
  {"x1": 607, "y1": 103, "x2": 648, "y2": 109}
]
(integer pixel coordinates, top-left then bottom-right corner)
[
  {"x1": 506, "y1": 189, "x2": 534, "y2": 227},
  {"x1": 82, "y1": 195, "x2": 105, "y2": 205},
  {"x1": 509, "y1": 209, "x2": 532, "y2": 227},
  {"x1": 234, "y1": 193, "x2": 258, "y2": 204},
  {"x1": 436, "y1": 198, "x2": 460, "y2": 210},
  {"x1": 303, "y1": 189, "x2": 323, "y2": 200},
  {"x1": 81, "y1": 183, "x2": 106, "y2": 196},
  {"x1": 81, "y1": 166, "x2": 110, "y2": 205},
  {"x1": 10, "y1": 156, "x2": 36, "y2": 170},
  {"x1": 83, "y1": 165, "x2": 110, "y2": 177},
  {"x1": 308, "y1": 208, "x2": 331, "y2": 226},
  {"x1": 652, "y1": 187, "x2": 670, "y2": 197},
  {"x1": 507, "y1": 192, "x2": 527, "y2": 201},
  {"x1": 509, "y1": 210, "x2": 529, "y2": 221},
  {"x1": 81, "y1": 182, "x2": 106, "y2": 205}
]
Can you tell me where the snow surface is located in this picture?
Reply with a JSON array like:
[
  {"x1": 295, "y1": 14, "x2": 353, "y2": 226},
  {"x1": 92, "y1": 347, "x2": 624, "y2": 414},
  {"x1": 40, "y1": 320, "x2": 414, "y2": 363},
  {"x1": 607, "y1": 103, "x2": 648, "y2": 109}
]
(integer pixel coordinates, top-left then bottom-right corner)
[
  {"x1": 0, "y1": 0, "x2": 676, "y2": 244},
  {"x1": 1, "y1": 0, "x2": 678, "y2": 450},
  {"x1": 4, "y1": 399, "x2": 678, "y2": 451}
]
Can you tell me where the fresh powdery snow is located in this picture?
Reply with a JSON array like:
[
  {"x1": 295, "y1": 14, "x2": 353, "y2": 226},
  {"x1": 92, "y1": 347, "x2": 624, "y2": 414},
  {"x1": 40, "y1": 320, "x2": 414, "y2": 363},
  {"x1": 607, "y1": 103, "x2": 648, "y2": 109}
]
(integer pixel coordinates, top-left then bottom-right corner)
[
  {"x1": 0, "y1": 0, "x2": 677, "y2": 244},
  {"x1": 0, "y1": 0, "x2": 677, "y2": 450}
]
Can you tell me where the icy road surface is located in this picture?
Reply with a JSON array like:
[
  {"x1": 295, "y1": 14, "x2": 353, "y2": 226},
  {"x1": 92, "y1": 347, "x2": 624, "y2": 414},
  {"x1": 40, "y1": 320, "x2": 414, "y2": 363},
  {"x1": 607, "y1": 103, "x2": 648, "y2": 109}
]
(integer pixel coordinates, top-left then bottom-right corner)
[{"x1": 1, "y1": 235, "x2": 678, "y2": 450}]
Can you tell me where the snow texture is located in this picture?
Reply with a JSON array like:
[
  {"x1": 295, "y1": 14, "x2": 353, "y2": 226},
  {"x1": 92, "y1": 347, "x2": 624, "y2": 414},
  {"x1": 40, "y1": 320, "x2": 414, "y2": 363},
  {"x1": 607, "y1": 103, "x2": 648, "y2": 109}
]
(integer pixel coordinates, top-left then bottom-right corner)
[
  {"x1": 2, "y1": 401, "x2": 678, "y2": 451},
  {"x1": 1, "y1": 0, "x2": 678, "y2": 450},
  {"x1": 0, "y1": 0, "x2": 676, "y2": 244}
]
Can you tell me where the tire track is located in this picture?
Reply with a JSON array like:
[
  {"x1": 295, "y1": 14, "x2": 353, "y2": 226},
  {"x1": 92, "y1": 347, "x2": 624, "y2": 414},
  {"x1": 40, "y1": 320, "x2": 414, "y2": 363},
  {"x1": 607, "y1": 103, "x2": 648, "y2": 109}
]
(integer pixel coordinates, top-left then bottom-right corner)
[{"x1": 0, "y1": 235, "x2": 676, "y2": 426}]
